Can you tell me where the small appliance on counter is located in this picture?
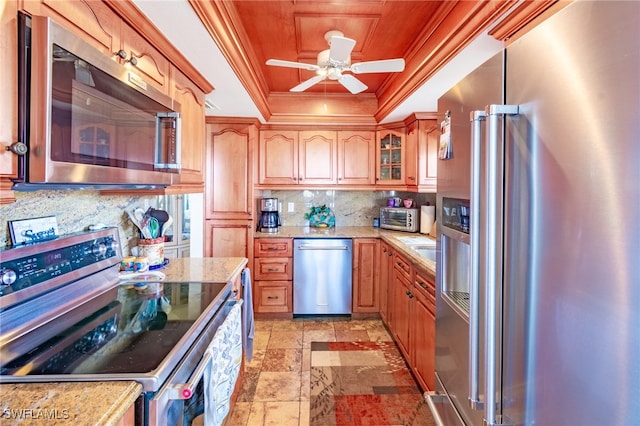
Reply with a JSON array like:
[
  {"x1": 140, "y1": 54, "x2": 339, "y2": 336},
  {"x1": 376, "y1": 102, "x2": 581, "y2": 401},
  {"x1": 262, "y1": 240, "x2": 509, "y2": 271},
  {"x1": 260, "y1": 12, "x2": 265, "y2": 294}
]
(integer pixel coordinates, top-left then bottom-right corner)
[
  {"x1": 379, "y1": 207, "x2": 419, "y2": 232},
  {"x1": 258, "y1": 198, "x2": 281, "y2": 233}
]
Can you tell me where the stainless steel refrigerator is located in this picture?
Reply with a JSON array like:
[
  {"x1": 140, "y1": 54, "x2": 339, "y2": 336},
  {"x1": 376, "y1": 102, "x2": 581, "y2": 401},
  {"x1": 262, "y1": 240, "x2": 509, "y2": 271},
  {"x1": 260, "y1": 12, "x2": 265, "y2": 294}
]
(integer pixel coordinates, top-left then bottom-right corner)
[{"x1": 427, "y1": 1, "x2": 640, "y2": 425}]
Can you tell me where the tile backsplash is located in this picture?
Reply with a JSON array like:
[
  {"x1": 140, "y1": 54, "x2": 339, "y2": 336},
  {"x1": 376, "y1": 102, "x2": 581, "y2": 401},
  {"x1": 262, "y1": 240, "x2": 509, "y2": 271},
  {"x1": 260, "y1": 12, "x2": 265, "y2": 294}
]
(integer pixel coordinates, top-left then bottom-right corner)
[
  {"x1": 0, "y1": 190, "x2": 156, "y2": 251},
  {"x1": 257, "y1": 190, "x2": 436, "y2": 227}
]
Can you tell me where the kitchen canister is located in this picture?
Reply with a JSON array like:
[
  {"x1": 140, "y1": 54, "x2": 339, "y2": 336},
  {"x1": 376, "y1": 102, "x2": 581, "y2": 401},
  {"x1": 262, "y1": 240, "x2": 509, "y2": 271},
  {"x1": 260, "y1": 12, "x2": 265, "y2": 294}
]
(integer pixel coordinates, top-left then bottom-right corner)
[
  {"x1": 137, "y1": 237, "x2": 165, "y2": 266},
  {"x1": 420, "y1": 205, "x2": 436, "y2": 235}
]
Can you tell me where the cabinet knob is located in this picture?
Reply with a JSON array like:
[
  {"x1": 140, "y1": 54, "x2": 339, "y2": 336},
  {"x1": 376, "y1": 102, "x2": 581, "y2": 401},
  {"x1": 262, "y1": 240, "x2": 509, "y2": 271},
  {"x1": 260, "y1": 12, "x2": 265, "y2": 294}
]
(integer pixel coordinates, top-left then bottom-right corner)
[
  {"x1": 408, "y1": 176, "x2": 416, "y2": 181},
  {"x1": 338, "y1": 177, "x2": 342, "y2": 181},
  {"x1": 127, "y1": 56, "x2": 138, "y2": 66},
  {"x1": 247, "y1": 210, "x2": 252, "y2": 215},
  {"x1": 5, "y1": 142, "x2": 27, "y2": 156},
  {"x1": 115, "y1": 49, "x2": 127, "y2": 60}
]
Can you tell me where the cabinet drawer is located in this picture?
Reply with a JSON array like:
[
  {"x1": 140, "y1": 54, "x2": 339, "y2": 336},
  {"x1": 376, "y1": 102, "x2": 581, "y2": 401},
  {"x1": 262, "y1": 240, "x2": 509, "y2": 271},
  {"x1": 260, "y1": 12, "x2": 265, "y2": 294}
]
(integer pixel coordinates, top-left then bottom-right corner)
[
  {"x1": 414, "y1": 270, "x2": 436, "y2": 313},
  {"x1": 254, "y1": 257, "x2": 293, "y2": 280},
  {"x1": 393, "y1": 252, "x2": 412, "y2": 280},
  {"x1": 255, "y1": 280, "x2": 292, "y2": 313},
  {"x1": 254, "y1": 238, "x2": 293, "y2": 257}
]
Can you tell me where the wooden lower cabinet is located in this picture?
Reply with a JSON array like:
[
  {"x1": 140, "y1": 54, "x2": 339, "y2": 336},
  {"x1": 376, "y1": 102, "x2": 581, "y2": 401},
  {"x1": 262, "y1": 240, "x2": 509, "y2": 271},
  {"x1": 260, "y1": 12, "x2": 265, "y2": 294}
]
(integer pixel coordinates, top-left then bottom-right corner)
[
  {"x1": 254, "y1": 280, "x2": 292, "y2": 313},
  {"x1": 204, "y1": 219, "x2": 253, "y2": 258},
  {"x1": 378, "y1": 241, "x2": 393, "y2": 323},
  {"x1": 385, "y1": 246, "x2": 436, "y2": 392},
  {"x1": 392, "y1": 260, "x2": 412, "y2": 359},
  {"x1": 411, "y1": 268, "x2": 436, "y2": 391},
  {"x1": 253, "y1": 238, "x2": 293, "y2": 314},
  {"x1": 352, "y1": 238, "x2": 380, "y2": 313}
]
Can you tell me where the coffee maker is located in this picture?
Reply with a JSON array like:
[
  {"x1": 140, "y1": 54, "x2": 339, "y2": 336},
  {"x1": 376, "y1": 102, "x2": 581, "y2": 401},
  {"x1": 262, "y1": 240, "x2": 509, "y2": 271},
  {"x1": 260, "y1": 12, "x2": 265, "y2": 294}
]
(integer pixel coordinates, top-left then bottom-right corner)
[{"x1": 259, "y1": 198, "x2": 281, "y2": 233}]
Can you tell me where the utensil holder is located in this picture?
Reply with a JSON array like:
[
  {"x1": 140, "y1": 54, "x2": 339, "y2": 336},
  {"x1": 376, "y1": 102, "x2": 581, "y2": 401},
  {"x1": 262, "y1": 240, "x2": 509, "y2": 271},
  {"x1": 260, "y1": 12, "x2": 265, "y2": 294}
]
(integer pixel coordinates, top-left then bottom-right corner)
[{"x1": 137, "y1": 237, "x2": 165, "y2": 266}]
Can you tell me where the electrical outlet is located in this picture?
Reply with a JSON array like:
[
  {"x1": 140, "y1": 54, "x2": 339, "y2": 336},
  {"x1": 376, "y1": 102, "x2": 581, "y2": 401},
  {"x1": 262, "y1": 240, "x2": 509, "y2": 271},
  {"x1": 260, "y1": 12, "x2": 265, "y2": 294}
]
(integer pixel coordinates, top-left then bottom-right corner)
[{"x1": 288, "y1": 202, "x2": 295, "y2": 213}]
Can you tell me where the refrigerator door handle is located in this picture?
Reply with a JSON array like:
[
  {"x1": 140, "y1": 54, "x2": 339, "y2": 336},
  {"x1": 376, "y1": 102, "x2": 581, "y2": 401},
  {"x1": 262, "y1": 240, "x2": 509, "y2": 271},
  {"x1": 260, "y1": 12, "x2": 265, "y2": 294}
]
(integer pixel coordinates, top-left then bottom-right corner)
[
  {"x1": 468, "y1": 110, "x2": 486, "y2": 411},
  {"x1": 484, "y1": 104, "x2": 519, "y2": 426}
]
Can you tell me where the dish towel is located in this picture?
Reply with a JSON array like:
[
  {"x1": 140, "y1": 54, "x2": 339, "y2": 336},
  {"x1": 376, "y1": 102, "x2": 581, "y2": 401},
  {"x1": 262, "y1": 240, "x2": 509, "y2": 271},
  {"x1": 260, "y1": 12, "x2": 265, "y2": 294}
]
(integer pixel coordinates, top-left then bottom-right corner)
[
  {"x1": 203, "y1": 301, "x2": 242, "y2": 426},
  {"x1": 241, "y1": 267, "x2": 255, "y2": 362}
]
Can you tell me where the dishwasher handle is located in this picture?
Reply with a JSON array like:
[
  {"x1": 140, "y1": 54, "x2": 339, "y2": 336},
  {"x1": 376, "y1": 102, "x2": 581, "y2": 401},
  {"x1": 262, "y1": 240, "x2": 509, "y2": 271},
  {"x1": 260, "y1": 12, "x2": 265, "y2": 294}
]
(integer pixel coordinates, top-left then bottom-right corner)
[{"x1": 296, "y1": 245, "x2": 350, "y2": 251}]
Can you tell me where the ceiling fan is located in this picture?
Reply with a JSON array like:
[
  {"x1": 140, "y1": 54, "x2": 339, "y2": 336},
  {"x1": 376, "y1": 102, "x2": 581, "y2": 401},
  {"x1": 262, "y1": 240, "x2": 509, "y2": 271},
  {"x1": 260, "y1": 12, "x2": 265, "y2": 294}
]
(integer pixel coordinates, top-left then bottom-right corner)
[{"x1": 266, "y1": 30, "x2": 405, "y2": 94}]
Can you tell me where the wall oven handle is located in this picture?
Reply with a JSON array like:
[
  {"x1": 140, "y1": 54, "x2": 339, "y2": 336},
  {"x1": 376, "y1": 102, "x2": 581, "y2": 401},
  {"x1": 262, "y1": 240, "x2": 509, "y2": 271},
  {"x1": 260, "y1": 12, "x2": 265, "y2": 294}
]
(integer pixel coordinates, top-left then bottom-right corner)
[
  {"x1": 484, "y1": 104, "x2": 519, "y2": 426},
  {"x1": 165, "y1": 299, "x2": 243, "y2": 401},
  {"x1": 468, "y1": 109, "x2": 486, "y2": 411}
]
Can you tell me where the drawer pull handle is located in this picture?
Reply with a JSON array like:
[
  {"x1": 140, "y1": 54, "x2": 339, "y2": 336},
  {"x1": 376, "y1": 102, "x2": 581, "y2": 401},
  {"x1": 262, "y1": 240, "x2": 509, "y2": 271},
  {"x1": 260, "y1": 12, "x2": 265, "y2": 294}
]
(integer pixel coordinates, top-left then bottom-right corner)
[
  {"x1": 266, "y1": 247, "x2": 278, "y2": 250},
  {"x1": 267, "y1": 296, "x2": 279, "y2": 299},
  {"x1": 266, "y1": 268, "x2": 279, "y2": 272}
]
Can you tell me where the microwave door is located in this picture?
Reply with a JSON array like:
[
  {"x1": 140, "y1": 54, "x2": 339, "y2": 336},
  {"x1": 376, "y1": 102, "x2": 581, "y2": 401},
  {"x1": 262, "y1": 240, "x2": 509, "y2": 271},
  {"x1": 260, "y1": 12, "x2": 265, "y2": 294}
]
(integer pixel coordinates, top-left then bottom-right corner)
[{"x1": 20, "y1": 14, "x2": 179, "y2": 188}]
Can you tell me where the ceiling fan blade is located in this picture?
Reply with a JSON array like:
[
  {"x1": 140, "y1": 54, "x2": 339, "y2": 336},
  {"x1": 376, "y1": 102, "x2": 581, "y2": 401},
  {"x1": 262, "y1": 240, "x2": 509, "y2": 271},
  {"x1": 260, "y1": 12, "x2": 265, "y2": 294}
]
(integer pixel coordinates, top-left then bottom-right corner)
[
  {"x1": 290, "y1": 75, "x2": 325, "y2": 92},
  {"x1": 350, "y1": 58, "x2": 405, "y2": 74},
  {"x1": 329, "y1": 36, "x2": 356, "y2": 63},
  {"x1": 266, "y1": 59, "x2": 320, "y2": 72},
  {"x1": 338, "y1": 74, "x2": 367, "y2": 94}
]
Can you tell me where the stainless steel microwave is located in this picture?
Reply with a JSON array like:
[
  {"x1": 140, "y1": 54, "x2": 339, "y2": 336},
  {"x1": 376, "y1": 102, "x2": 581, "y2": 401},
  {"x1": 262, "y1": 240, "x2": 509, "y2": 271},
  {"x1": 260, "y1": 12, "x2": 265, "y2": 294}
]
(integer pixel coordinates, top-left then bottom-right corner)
[
  {"x1": 15, "y1": 13, "x2": 181, "y2": 190},
  {"x1": 380, "y1": 207, "x2": 420, "y2": 232}
]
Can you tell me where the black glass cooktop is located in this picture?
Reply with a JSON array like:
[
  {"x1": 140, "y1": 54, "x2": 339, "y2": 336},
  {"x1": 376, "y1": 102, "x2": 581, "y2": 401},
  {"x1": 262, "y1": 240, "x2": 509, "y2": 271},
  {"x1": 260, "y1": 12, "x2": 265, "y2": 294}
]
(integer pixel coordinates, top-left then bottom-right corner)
[{"x1": 1, "y1": 281, "x2": 229, "y2": 376}]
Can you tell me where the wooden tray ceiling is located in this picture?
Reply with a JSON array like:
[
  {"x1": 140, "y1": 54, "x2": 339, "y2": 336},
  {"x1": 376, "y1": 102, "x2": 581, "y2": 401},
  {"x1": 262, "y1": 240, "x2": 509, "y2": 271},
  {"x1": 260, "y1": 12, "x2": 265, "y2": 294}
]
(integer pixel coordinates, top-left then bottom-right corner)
[{"x1": 189, "y1": 0, "x2": 558, "y2": 125}]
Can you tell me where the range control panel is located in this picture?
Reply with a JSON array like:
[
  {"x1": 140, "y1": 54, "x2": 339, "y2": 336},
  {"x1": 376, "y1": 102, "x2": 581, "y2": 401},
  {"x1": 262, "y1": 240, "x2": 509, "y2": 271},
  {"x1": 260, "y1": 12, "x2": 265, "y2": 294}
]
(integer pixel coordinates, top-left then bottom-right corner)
[{"x1": 0, "y1": 228, "x2": 121, "y2": 300}]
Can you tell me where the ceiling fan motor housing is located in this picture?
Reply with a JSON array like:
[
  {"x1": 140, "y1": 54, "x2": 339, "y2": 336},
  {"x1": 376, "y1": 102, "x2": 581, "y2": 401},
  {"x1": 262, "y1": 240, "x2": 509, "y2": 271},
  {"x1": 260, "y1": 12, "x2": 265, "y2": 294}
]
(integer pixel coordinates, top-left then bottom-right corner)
[{"x1": 316, "y1": 49, "x2": 349, "y2": 79}]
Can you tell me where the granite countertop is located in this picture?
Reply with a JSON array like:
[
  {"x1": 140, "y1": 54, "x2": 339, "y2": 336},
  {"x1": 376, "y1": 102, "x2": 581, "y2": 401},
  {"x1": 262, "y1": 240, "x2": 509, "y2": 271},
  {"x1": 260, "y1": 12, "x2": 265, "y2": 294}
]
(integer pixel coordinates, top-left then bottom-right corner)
[
  {"x1": 0, "y1": 257, "x2": 248, "y2": 425},
  {"x1": 0, "y1": 381, "x2": 141, "y2": 425},
  {"x1": 161, "y1": 257, "x2": 248, "y2": 282},
  {"x1": 255, "y1": 226, "x2": 436, "y2": 275}
]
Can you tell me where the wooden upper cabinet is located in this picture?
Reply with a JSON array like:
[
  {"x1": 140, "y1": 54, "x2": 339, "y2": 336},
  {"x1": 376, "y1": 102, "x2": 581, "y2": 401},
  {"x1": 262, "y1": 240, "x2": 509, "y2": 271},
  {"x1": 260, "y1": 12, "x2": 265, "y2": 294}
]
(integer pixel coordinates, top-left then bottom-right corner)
[
  {"x1": 337, "y1": 131, "x2": 375, "y2": 185},
  {"x1": 205, "y1": 121, "x2": 254, "y2": 220},
  {"x1": 298, "y1": 130, "x2": 336, "y2": 185},
  {"x1": 173, "y1": 68, "x2": 205, "y2": 188},
  {"x1": 405, "y1": 114, "x2": 438, "y2": 192},
  {"x1": 258, "y1": 130, "x2": 298, "y2": 185},
  {"x1": 0, "y1": 1, "x2": 18, "y2": 203},
  {"x1": 121, "y1": 22, "x2": 171, "y2": 96},
  {"x1": 23, "y1": 0, "x2": 122, "y2": 57},
  {"x1": 258, "y1": 129, "x2": 376, "y2": 188},
  {"x1": 376, "y1": 128, "x2": 405, "y2": 186}
]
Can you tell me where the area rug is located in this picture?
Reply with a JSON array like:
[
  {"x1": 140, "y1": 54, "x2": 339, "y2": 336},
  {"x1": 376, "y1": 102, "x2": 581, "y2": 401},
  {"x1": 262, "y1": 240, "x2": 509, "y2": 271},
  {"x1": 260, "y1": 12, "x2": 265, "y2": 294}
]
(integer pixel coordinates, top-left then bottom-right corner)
[{"x1": 310, "y1": 341, "x2": 435, "y2": 426}]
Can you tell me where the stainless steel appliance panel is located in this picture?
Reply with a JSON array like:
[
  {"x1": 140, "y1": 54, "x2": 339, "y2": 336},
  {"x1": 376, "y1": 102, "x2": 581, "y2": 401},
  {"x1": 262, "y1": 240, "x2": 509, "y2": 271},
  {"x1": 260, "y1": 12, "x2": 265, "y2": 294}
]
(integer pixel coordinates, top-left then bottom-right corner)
[
  {"x1": 17, "y1": 14, "x2": 180, "y2": 189},
  {"x1": 500, "y1": 2, "x2": 640, "y2": 424},
  {"x1": 293, "y1": 239, "x2": 352, "y2": 315},
  {"x1": 433, "y1": 52, "x2": 503, "y2": 426}
]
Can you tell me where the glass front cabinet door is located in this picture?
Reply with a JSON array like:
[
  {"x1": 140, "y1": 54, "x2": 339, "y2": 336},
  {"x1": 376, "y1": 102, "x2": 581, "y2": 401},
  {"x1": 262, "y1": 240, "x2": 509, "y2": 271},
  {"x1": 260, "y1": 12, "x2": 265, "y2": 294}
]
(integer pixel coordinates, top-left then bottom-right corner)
[
  {"x1": 377, "y1": 129, "x2": 405, "y2": 185},
  {"x1": 156, "y1": 194, "x2": 191, "y2": 258}
]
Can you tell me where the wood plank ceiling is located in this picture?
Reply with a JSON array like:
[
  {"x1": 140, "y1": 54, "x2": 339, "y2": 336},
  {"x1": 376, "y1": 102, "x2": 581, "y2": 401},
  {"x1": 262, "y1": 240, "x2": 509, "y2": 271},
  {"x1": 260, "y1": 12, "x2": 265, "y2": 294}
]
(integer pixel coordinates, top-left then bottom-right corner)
[{"x1": 189, "y1": 0, "x2": 557, "y2": 125}]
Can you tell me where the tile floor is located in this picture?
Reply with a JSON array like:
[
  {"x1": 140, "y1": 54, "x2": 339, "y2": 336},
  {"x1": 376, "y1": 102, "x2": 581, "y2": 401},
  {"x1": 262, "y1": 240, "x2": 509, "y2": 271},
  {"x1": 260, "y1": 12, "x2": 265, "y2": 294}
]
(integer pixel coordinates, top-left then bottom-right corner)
[{"x1": 225, "y1": 316, "x2": 415, "y2": 426}]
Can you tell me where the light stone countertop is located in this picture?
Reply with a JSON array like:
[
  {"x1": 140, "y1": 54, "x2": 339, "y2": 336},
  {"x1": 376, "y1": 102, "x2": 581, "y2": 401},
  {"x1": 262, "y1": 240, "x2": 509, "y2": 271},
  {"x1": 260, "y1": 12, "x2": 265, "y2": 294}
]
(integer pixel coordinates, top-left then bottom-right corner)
[
  {"x1": 0, "y1": 257, "x2": 248, "y2": 425},
  {"x1": 161, "y1": 257, "x2": 248, "y2": 283},
  {"x1": 0, "y1": 381, "x2": 141, "y2": 425},
  {"x1": 255, "y1": 226, "x2": 436, "y2": 275}
]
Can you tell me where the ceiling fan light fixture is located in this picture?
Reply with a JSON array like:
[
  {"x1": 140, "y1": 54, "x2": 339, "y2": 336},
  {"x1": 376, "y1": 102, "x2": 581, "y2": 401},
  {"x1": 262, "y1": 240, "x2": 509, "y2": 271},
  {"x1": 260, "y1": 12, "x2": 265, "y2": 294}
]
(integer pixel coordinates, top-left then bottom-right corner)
[
  {"x1": 266, "y1": 30, "x2": 404, "y2": 94},
  {"x1": 327, "y1": 67, "x2": 342, "y2": 80}
]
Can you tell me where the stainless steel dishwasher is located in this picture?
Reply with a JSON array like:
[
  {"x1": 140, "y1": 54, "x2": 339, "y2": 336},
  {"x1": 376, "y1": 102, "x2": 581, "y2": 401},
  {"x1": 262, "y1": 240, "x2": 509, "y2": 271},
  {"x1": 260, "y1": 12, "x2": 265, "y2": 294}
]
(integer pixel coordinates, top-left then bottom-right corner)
[{"x1": 293, "y1": 238, "x2": 353, "y2": 315}]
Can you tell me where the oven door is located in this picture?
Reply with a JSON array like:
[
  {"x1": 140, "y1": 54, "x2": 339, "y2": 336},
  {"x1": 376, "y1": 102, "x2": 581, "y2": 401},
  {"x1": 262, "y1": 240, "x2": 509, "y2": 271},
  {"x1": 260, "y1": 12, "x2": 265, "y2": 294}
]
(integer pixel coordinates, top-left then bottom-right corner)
[{"x1": 148, "y1": 298, "x2": 242, "y2": 426}]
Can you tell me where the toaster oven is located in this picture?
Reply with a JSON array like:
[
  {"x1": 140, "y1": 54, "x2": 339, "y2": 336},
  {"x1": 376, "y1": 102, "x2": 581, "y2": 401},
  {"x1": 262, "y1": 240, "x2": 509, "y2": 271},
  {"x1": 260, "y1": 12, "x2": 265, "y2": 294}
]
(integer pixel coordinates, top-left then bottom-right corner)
[{"x1": 379, "y1": 207, "x2": 420, "y2": 232}]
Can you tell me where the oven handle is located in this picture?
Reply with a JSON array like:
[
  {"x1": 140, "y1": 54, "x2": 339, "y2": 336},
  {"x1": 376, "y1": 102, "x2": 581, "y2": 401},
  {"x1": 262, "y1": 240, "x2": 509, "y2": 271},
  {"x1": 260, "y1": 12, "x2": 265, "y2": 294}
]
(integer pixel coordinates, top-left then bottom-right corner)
[{"x1": 165, "y1": 299, "x2": 243, "y2": 400}]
